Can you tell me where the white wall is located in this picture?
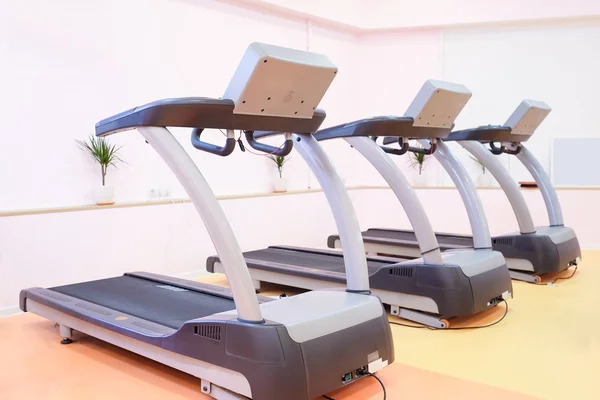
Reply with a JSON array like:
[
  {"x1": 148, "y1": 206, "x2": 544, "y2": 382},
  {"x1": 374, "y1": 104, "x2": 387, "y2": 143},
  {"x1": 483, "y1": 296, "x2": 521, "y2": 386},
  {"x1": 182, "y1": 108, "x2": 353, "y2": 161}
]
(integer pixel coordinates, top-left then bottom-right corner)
[
  {"x1": 4, "y1": 1, "x2": 597, "y2": 212},
  {"x1": 441, "y1": 18, "x2": 600, "y2": 183},
  {"x1": 0, "y1": 0, "x2": 361, "y2": 210}
]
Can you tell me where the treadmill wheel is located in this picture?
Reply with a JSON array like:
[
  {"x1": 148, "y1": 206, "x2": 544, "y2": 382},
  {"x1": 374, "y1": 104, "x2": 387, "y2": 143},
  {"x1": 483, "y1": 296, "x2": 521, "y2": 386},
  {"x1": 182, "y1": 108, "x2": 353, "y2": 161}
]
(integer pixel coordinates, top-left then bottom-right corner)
[
  {"x1": 440, "y1": 319, "x2": 450, "y2": 329},
  {"x1": 533, "y1": 275, "x2": 542, "y2": 284}
]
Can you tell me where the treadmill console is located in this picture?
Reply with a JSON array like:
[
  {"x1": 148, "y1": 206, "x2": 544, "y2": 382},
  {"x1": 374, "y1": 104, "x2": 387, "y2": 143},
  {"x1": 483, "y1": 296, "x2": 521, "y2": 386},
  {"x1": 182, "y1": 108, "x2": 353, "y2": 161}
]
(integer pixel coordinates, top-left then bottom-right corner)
[
  {"x1": 223, "y1": 42, "x2": 337, "y2": 119},
  {"x1": 404, "y1": 79, "x2": 472, "y2": 129},
  {"x1": 504, "y1": 99, "x2": 551, "y2": 136}
]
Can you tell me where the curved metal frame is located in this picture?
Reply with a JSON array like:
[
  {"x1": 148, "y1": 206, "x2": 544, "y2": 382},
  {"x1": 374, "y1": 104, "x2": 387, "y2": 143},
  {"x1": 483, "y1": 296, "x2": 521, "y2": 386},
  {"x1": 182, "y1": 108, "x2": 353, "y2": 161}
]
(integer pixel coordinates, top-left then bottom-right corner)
[
  {"x1": 139, "y1": 126, "x2": 264, "y2": 323},
  {"x1": 461, "y1": 141, "x2": 536, "y2": 234},
  {"x1": 346, "y1": 137, "x2": 444, "y2": 264}
]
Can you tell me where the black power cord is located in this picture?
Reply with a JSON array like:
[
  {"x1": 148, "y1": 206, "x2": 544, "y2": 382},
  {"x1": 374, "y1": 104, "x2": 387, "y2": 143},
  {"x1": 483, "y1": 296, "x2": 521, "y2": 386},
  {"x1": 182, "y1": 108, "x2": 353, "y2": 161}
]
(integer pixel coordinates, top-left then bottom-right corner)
[
  {"x1": 362, "y1": 371, "x2": 387, "y2": 400},
  {"x1": 322, "y1": 370, "x2": 387, "y2": 400},
  {"x1": 389, "y1": 299, "x2": 508, "y2": 330},
  {"x1": 550, "y1": 266, "x2": 578, "y2": 284}
]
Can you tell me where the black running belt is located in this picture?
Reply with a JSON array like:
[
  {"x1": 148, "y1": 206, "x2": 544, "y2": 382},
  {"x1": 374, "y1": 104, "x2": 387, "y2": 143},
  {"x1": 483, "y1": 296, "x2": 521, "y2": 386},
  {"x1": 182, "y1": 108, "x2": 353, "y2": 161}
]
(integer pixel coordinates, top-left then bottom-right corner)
[
  {"x1": 363, "y1": 228, "x2": 474, "y2": 247},
  {"x1": 243, "y1": 247, "x2": 390, "y2": 275},
  {"x1": 50, "y1": 275, "x2": 235, "y2": 329}
]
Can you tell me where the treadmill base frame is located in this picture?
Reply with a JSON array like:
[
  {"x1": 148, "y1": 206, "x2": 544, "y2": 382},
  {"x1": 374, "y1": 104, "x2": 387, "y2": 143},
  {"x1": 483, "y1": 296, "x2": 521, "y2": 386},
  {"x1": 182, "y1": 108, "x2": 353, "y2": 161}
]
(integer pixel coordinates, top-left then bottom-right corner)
[{"x1": 26, "y1": 299, "x2": 253, "y2": 399}]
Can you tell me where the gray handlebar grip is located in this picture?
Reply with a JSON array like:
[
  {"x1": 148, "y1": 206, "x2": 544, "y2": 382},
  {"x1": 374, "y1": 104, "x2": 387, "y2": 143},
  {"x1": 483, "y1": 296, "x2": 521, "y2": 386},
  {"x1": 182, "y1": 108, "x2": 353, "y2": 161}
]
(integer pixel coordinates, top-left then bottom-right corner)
[
  {"x1": 244, "y1": 131, "x2": 293, "y2": 157},
  {"x1": 371, "y1": 136, "x2": 410, "y2": 156},
  {"x1": 191, "y1": 128, "x2": 236, "y2": 157},
  {"x1": 409, "y1": 142, "x2": 436, "y2": 155}
]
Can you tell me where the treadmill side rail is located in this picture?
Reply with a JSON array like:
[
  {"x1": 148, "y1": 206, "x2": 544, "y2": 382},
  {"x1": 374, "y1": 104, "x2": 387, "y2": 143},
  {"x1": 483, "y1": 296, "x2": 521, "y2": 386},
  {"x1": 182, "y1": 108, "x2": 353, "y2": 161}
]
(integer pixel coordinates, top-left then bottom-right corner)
[
  {"x1": 25, "y1": 299, "x2": 254, "y2": 398},
  {"x1": 21, "y1": 287, "x2": 175, "y2": 342}
]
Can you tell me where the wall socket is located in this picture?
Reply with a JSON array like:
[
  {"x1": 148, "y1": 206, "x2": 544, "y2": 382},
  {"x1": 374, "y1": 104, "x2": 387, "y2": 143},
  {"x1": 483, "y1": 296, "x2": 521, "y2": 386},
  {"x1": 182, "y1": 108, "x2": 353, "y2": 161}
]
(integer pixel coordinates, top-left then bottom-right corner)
[{"x1": 148, "y1": 188, "x2": 172, "y2": 200}]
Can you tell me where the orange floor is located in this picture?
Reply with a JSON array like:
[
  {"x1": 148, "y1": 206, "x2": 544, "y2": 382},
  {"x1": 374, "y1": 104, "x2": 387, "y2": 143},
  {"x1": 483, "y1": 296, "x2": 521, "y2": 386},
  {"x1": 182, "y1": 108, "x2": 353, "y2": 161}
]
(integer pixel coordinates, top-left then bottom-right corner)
[
  {"x1": 1, "y1": 251, "x2": 598, "y2": 399},
  {"x1": 0, "y1": 314, "x2": 535, "y2": 400}
]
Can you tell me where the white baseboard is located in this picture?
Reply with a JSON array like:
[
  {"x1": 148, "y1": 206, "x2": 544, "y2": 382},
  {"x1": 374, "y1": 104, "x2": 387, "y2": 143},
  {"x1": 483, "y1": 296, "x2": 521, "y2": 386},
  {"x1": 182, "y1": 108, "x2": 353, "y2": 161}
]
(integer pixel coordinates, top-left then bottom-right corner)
[
  {"x1": 0, "y1": 305, "x2": 22, "y2": 318},
  {"x1": 582, "y1": 245, "x2": 600, "y2": 251}
]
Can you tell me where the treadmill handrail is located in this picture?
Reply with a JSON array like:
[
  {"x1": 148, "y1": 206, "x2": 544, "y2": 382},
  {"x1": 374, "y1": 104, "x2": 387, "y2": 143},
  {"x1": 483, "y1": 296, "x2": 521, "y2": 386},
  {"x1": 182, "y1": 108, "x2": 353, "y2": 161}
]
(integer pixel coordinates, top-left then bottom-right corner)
[
  {"x1": 460, "y1": 141, "x2": 537, "y2": 234},
  {"x1": 516, "y1": 144, "x2": 564, "y2": 226},
  {"x1": 312, "y1": 116, "x2": 453, "y2": 141},
  {"x1": 138, "y1": 126, "x2": 264, "y2": 323},
  {"x1": 345, "y1": 137, "x2": 444, "y2": 265},
  {"x1": 445, "y1": 125, "x2": 531, "y2": 143},
  {"x1": 95, "y1": 97, "x2": 327, "y2": 137},
  {"x1": 424, "y1": 139, "x2": 493, "y2": 249},
  {"x1": 293, "y1": 133, "x2": 371, "y2": 292}
]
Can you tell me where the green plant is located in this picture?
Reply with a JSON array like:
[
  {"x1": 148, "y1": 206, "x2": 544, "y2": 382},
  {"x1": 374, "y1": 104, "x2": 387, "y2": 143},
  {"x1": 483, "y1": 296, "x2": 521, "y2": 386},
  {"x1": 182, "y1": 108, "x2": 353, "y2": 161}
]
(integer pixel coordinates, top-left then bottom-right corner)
[
  {"x1": 408, "y1": 147, "x2": 429, "y2": 175},
  {"x1": 268, "y1": 155, "x2": 289, "y2": 178},
  {"x1": 76, "y1": 134, "x2": 124, "y2": 186},
  {"x1": 468, "y1": 155, "x2": 486, "y2": 174}
]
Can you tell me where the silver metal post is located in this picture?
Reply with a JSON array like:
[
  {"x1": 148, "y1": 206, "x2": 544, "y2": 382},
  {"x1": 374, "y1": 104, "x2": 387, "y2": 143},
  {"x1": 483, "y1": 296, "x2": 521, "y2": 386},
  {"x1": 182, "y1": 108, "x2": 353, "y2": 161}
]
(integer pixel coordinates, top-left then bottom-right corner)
[
  {"x1": 461, "y1": 141, "x2": 536, "y2": 234},
  {"x1": 423, "y1": 140, "x2": 492, "y2": 249},
  {"x1": 346, "y1": 137, "x2": 444, "y2": 264},
  {"x1": 139, "y1": 127, "x2": 263, "y2": 323},
  {"x1": 516, "y1": 144, "x2": 564, "y2": 226},
  {"x1": 294, "y1": 133, "x2": 371, "y2": 292}
]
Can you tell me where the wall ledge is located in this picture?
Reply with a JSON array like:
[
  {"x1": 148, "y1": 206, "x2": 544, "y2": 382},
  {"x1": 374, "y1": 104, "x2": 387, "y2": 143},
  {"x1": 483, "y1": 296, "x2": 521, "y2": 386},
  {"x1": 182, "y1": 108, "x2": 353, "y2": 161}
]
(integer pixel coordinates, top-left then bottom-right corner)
[{"x1": 1, "y1": 185, "x2": 597, "y2": 218}]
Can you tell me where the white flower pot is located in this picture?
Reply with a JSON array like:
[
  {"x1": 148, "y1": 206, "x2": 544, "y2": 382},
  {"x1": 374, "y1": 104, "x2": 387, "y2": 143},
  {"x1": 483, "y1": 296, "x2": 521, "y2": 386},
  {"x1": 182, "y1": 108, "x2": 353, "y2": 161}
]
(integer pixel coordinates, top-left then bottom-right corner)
[
  {"x1": 411, "y1": 172, "x2": 428, "y2": 187},
  {"x1": 272, "y1": 176, "x2": 288, "y2": 193},
  {"x1": 93, "y1": 185, "x2": 115, "y2": 206}
]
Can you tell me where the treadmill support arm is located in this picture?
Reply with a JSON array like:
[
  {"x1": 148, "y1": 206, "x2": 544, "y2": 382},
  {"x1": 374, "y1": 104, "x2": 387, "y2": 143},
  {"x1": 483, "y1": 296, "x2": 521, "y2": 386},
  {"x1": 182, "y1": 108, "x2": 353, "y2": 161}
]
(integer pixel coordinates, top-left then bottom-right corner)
[
  {"x1": 293, "y1": 133, "x2": 371, "y2": 292},
  {"x1": 346, "y1": 137, "x2": 444, "y2": 265},
  {"x1": 138, "y1": 127, "x2": 264, "y2": 323},
  {"x1": 515, "y1": 144, "x2": 564, "y2": 226},
  {"x1": 460, "y1": 141, "x2": 537, "y2": 234},
  {"x1": 422, "y1": 140, "x2": 493, "y2": 250}
]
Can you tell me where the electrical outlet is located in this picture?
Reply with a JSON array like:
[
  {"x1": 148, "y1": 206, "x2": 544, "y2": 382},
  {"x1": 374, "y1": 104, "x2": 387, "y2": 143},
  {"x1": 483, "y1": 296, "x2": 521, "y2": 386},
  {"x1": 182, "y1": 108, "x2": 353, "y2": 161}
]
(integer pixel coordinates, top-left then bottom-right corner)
[{"x1": 148, "y1": 188, "x2": 172, "y2": 200}]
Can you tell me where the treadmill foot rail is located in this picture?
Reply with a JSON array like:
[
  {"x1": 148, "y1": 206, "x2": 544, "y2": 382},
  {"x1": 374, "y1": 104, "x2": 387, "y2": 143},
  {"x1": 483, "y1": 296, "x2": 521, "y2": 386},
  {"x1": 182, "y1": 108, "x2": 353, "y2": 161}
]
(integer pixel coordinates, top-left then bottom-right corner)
[
  {"x1": 201, "y1": 379, "x2": 250, "y2": 400},
  {"x1": 391, "y1": 306, "x2": 449, "y2": 329},
  {"x1": 509, "y1": 270, "x2": 541, "y2": 284}
]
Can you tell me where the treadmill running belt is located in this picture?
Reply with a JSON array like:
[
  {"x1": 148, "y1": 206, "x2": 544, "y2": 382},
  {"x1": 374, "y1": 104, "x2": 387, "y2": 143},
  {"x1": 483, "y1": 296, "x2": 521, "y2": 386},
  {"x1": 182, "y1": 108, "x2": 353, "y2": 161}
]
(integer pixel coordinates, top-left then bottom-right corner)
[
  {"x1": 364, "y1": 229, "x2": 474, "y2": 247},
  {"x1": 50, "y1": 275, "x2": 235, "y2": 329},
  {"x1": 244, "y1": 247, "x2": 390, "y2": 276}
]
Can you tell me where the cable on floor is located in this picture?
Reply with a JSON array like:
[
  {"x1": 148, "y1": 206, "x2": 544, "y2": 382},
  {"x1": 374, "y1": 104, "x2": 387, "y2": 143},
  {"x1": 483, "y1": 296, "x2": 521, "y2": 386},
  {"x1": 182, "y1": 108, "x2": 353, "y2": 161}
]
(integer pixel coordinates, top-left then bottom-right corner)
[
  {"x1": 361, "y1": 371, "x2": 386, "y2": 400},
  {"x1": 389, "y1": 299, "x2": 508, "y2": 330},
  {"x1": 322, "y1": 395, "x2": 335, "y2": 400},
  {"x1": 550, "y1": 266, "x2": 578, "y2": 284}
]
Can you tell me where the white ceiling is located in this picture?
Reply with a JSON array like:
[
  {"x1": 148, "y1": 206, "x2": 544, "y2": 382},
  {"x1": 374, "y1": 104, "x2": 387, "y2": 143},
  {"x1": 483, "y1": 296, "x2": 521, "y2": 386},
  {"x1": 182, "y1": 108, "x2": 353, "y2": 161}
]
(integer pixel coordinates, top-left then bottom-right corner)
[{"x1": 228, "y1": 0, "x2": 600, "y2": 31}]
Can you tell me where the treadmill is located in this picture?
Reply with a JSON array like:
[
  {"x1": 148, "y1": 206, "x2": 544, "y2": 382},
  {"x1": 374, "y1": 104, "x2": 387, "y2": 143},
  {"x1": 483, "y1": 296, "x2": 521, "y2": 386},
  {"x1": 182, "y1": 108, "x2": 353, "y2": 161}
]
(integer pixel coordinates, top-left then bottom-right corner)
[
  {"x1": 19, "y1": 43, "x2": 394, "y2": 400},
  {"x1": 208, "y1": 80, "x2": 513, "y2": 329},
  {"x1": 331, "y1": 100, "x2": 581, "y2": 283}
]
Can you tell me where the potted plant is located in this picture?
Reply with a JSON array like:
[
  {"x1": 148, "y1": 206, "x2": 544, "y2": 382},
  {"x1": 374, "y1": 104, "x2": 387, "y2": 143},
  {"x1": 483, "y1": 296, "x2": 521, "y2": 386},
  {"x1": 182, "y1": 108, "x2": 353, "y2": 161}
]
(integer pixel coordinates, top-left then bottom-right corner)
[
  {"x1": 468, "y1": 155, "x2": 493, "y2": 187},
  {"x1": 408, "y1": 146, "x2": 430, "y2": 187},
  {"x1": 268, "y1": 155, "x2": 289, "y2": 193},
  {"x1": 77, "y1": 134, "x2": 124, "y2": 205}
]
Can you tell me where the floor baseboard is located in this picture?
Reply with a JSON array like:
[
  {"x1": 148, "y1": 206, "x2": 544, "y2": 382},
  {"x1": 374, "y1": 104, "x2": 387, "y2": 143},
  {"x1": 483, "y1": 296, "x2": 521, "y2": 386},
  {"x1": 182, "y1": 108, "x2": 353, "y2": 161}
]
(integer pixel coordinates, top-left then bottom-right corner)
[{"x1": 0, "y1": 306, "x2": 22, "y2": 318}]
